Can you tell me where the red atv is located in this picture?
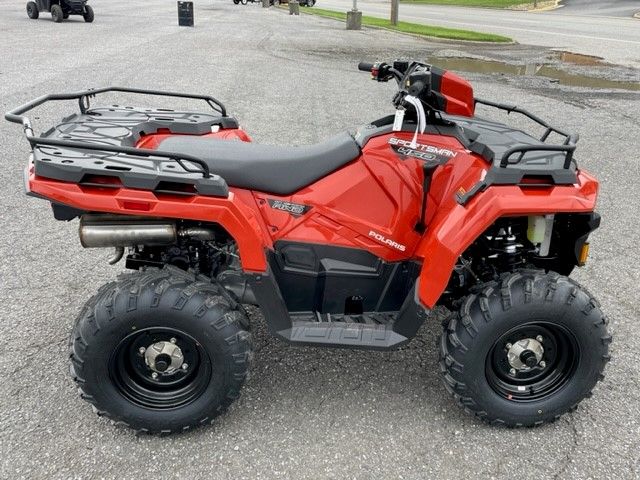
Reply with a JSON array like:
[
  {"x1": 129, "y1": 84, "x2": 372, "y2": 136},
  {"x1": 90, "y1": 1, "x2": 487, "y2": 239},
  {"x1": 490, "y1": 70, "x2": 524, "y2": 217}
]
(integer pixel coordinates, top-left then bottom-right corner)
[{"x1": 6, "y1": 60, "x2": 610, "y2": 433}]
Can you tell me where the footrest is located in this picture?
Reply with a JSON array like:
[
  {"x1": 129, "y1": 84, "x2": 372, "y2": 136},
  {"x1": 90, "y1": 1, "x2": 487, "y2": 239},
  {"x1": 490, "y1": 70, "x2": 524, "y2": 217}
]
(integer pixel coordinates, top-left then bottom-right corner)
[{"x1": 279, "y1": 320, "x2": 407, "y2": 349}]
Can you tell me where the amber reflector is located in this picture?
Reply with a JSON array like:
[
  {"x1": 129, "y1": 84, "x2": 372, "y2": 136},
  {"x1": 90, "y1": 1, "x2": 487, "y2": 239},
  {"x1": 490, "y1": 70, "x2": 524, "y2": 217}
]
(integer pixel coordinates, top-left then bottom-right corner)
[{"x1": 578, "y1": 242, "x2": 590, "y2": 266}]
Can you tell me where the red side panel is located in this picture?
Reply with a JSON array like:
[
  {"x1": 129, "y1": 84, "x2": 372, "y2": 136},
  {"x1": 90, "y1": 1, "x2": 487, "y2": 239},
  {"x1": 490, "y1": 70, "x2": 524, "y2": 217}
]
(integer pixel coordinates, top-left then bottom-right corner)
[{"x1": 251, "y1": 131, "x2": 464, "y2": 262}]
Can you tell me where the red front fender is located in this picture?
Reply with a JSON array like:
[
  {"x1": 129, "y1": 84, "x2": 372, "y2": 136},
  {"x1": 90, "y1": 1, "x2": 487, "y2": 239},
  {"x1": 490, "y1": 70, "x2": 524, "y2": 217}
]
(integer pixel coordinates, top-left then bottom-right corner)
[{"x1": 415, "y1": 170, "x2": 599, "y2": 308}]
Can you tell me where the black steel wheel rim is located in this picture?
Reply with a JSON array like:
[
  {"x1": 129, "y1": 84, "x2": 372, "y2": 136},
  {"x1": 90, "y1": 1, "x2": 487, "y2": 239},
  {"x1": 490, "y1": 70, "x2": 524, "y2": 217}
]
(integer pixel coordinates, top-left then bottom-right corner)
[
  {"x1": 485, "y1": 322, "x2": 579, "y2": 402},
  {"x1": 110, "y1": 327, "x2": 212, "y2": 409}
]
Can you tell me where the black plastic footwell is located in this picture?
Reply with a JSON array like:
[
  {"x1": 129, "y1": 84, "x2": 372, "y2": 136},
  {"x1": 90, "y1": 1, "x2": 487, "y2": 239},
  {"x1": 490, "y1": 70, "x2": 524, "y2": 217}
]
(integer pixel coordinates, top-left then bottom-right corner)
[{"x1": 247, "y1": 268, "x2": 428, "y2": 350}]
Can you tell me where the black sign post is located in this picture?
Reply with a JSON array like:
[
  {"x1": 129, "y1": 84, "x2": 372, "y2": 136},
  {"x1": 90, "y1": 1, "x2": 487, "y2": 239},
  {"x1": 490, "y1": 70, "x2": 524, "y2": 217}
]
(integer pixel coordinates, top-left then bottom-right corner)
[{"x1": 177, "y1": 1, "x2": 194, "y2": 27}]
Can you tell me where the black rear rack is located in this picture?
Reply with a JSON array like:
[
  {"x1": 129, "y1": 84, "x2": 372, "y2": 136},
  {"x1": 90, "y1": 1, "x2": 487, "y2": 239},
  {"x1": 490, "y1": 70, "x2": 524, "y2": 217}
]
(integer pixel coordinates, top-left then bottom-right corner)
[
  {"x1": 456, "y1": 98, "x2": 580, "y2": 205},
  {"x1": 5, "y1": 87, "x2": 233, "y2": 197},
  {"x1": 475, "y1": 98, "x2": 578, "y2": 168}
]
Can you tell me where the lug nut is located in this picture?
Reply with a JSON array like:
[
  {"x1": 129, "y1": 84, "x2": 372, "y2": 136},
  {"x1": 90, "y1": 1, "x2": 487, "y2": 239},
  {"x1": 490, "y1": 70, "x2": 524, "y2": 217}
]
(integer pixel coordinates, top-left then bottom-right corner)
[
  {"x1": 138, "y1": 347, "x2": 146, "y2": 355},
  {"x1": 509, "y1": 368, "x2": 517, "y2": 376},
  {"x1": 536, "y1": 335, "x2": 543, "y2": 343},
  {"x1": 539, "y1": 361, "x2": 546, "y2": 368},
  {"x1": 182, "y1": 363, "x2": 188, "y2": 370},
  {"x1": 505, "y1": 343, "x2": 512, "y2": 350},
  {"x1": 151, "y1": 372, "x2": 158, "y2": 380},
  {"x1": 170, "y1": 337, "x2": 177, "y2": 344}
]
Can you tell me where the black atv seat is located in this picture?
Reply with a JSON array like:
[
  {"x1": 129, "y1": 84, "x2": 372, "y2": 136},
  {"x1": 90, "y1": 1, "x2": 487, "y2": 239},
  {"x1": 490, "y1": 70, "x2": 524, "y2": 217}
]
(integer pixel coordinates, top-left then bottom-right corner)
[{"x1": 158, "y1": 132, "x2": 361, "y2": 195}]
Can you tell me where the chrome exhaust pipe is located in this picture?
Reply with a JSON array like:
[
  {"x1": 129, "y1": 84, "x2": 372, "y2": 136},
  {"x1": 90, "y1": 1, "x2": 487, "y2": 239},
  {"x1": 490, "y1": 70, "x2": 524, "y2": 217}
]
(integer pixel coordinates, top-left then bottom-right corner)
[{"x1": 79, "y1": 214, "x2": 178, "y2": 248}]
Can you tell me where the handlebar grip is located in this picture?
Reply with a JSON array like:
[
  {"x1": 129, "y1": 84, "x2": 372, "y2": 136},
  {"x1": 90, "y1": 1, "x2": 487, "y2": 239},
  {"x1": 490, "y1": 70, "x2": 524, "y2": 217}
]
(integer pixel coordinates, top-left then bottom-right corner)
[{"x1": 358, "y1": 62, "x2": 374, "y2": 72}]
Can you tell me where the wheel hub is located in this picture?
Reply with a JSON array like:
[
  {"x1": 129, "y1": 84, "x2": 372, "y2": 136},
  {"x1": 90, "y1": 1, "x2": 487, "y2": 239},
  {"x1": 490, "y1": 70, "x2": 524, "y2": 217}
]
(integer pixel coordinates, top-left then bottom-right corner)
[
  {"x1": 144, "y1": 339, "x2": 185, "y2": 375},
  {"x1": 506, "y1": 338, "x2": 544, "y2": 371}
]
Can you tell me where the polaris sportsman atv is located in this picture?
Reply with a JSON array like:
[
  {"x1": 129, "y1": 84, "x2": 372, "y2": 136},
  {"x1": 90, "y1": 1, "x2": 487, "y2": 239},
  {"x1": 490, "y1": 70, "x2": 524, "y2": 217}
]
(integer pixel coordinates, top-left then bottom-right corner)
[{"x1": 5, "y1": 61, "x2": 610, "y2": 433}]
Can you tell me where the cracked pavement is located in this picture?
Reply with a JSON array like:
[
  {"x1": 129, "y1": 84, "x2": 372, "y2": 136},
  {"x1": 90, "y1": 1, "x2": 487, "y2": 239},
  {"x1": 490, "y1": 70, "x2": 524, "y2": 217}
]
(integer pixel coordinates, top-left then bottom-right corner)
[{"x1": 0, "y1": 0, "x2": 639, "y2": 478}]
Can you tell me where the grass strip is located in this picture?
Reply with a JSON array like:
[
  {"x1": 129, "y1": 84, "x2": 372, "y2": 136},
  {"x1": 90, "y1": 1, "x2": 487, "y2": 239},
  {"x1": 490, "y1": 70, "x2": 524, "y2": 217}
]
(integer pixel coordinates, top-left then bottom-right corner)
[{"x1": 300, "y1": 7, "x2": 512, "y2": 43}]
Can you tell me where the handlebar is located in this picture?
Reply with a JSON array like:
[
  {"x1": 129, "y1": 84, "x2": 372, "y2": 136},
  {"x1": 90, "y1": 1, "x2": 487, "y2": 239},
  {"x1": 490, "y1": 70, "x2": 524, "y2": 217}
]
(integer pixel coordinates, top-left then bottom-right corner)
[
  {"x1": 358, "y1": 62, "x2": 375, "y2": 72},
  {"x1": 358, "y1": 60, "x2": 406, "y2": 86}
]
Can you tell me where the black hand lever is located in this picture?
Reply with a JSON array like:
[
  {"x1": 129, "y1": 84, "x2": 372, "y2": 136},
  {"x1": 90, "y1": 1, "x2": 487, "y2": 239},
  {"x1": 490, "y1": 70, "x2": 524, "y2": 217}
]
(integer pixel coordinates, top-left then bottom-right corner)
[{"x1": 415, "y1": 162, "x2": 439, "y2": 234}]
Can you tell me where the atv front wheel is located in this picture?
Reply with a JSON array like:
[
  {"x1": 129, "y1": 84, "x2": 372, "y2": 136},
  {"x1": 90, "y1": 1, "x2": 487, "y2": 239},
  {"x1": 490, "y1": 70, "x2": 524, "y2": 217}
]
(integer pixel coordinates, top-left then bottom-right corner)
[
  {"x1": 26, "y1": 1, "x2": 39, "y2": 19},
  {"x1": 69, "y1": 268, "x2": 252, "y2": 434},
  {"x1": 83, "y1": 5, "x2": 94, "y2": 22},
  {"x1": 440, "y1": 270, "x2": 610, "y2": 427},
  {"x1": 50, "y1": 4, "x2": 63, "y2": 22}
]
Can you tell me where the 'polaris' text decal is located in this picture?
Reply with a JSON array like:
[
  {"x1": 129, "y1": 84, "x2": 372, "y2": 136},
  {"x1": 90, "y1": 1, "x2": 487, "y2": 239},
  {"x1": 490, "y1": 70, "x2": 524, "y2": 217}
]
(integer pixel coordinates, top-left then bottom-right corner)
[{"x1": 368, "y1": 230, "x2": 406, "y2": 252}]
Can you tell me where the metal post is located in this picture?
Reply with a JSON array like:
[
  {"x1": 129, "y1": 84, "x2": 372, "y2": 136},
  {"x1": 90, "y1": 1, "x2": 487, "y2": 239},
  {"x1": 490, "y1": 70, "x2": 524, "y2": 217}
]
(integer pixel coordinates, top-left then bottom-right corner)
[
  {"x1": 346, "y1": 0, "x2": 361, "y2": 29},
  {"x1": 390, "y1": 0, "x2": 399, "y2": 26}
]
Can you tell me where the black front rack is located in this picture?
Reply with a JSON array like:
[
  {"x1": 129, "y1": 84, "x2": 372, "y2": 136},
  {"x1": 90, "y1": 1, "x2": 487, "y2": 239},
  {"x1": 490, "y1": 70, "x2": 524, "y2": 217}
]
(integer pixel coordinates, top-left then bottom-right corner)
[
  {"x1": 5, "y1": 87, "x2": 233, "y2": 197},
  {"x1": 456, "y1": 98, "x2": 580, "y2": 205}
]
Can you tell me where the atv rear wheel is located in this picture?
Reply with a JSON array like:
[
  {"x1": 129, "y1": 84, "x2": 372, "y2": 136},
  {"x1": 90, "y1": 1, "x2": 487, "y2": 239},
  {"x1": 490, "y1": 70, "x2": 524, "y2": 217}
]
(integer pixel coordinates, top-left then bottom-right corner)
[
  {"x1": 83, "y1": 5, "x2": 94, "y2": 22},
  {"x1": 26, "y1": 1, "x2": 39, "y2": 19},
  {"x1": 69, "y1": 268, "x2": 252, "y2": 434},
  {"x1": 439, "y1": 270, "x2": 610, "y2": 427},
  {"x1": 51, "y1": 4, "x2": 63, "y2": 22}
]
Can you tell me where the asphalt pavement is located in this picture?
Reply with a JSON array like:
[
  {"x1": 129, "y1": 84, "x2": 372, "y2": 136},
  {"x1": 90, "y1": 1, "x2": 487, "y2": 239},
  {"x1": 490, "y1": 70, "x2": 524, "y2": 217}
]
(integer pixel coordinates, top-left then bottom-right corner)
[
  {"x1": 319, "y1": 0, "x2": 640, "y2": 67},
  {"x1": 0, "y1": 1, "x2": 639, "y2": 479}
]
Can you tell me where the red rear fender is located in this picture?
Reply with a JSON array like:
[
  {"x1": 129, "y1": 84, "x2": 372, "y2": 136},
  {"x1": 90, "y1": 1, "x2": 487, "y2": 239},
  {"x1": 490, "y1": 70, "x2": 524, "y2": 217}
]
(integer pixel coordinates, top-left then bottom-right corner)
[{"x1": 27, "y1": 167, "x2": 271, "y2": 272}]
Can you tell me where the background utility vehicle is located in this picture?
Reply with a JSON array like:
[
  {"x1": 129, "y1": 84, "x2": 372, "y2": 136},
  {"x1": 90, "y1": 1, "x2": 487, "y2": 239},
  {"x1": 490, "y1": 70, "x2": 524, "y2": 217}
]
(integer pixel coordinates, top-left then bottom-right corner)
[{"x1": 26, "y1": 0, "x2": 94, "y2": 22}]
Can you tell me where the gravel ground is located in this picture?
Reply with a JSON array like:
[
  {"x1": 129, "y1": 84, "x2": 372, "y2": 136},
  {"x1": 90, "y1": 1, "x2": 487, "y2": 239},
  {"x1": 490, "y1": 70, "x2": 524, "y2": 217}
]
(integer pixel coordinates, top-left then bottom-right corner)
[{"x1": 0, "y1": 1, "x2": 639, "y2": 479}]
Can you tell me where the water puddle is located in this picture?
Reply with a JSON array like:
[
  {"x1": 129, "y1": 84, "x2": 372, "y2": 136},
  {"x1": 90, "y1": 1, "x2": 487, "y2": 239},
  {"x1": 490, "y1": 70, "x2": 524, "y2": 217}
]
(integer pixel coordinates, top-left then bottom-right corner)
[{"x1": 426, "y1": 55, "x2": 640, "y2": 91}]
